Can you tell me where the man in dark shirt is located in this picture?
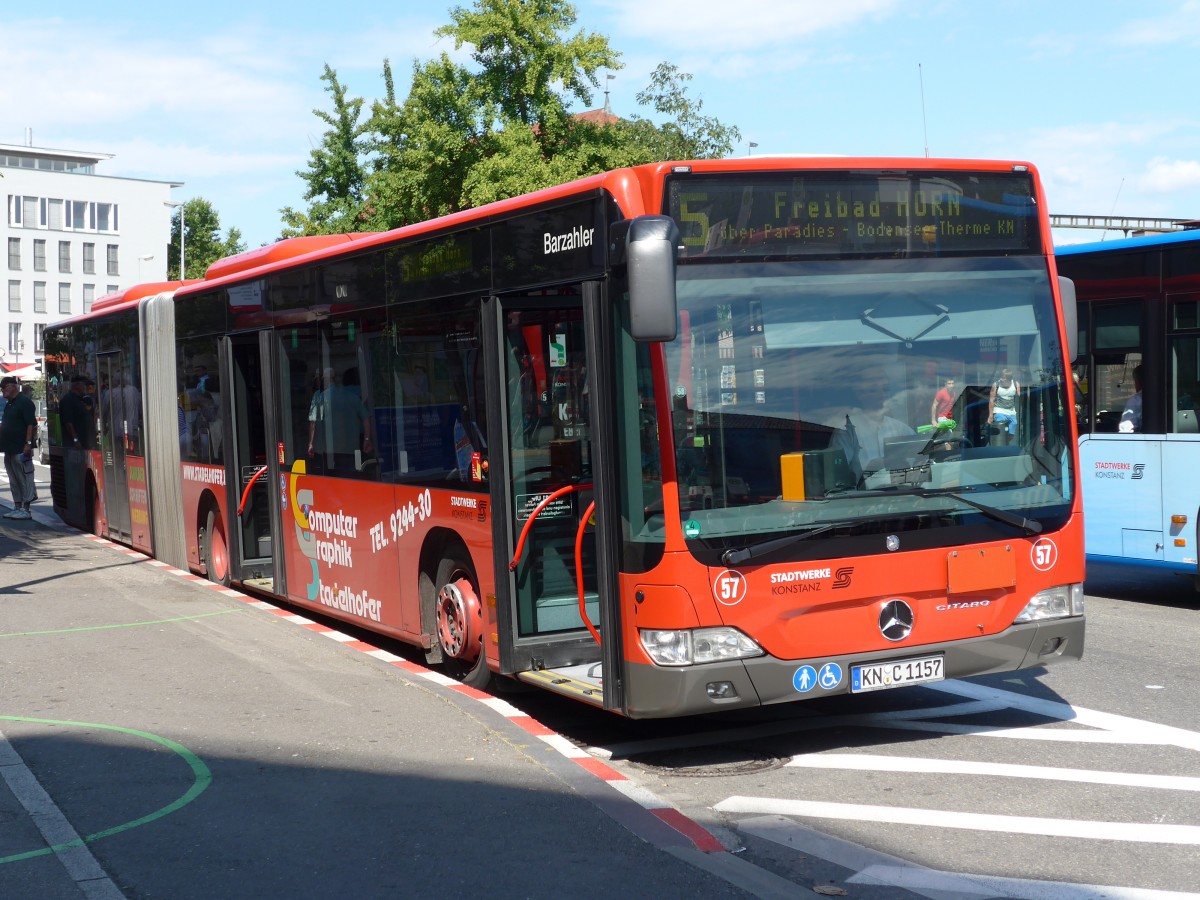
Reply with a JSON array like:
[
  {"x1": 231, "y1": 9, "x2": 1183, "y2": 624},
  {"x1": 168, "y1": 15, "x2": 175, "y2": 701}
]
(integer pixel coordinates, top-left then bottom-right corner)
[
  {"x1": 1, "y1": 376, "x2": 38, "y2": 519},
  {"x1": 59, "y1": 375, "x2": 95, "y2": 449}
]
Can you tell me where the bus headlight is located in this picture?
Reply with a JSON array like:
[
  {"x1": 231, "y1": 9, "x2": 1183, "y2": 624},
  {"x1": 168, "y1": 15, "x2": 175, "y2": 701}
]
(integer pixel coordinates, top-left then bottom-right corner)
[
  {"x1": 639, "y1": 627, "x2": 764, "y2": 667},
  {"x1": 1014, "y1": 583, "x2": 1084, "y2": 623}
]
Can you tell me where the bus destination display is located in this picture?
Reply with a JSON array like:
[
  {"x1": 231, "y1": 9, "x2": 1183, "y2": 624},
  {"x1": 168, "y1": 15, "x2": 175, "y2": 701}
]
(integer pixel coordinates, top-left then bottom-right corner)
[{"x1": 666, "y1": 171, "x2": 1038, "y2": 258}]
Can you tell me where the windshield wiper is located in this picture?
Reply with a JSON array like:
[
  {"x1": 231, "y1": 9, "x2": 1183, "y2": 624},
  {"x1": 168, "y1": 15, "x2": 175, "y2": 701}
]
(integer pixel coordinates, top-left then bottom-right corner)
[
  {"x1": 826, "y1": 484, "x2": 1042, "y2": 535},
  {"x1": 720, "y1": 520, "x2": 844, "y2": 564}
]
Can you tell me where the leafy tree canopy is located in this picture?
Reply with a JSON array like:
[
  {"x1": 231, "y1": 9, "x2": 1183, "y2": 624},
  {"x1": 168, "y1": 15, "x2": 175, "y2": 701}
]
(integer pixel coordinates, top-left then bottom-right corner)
[
  {"x1": 283, "y1": 0, "x2": 740, "y2": 234},
  {"x1": 169, "y1": 198, "x2": 246, "y2": 280},
  {"x1": 280, "y1": 63, "x2": 370, "y2": 237}
]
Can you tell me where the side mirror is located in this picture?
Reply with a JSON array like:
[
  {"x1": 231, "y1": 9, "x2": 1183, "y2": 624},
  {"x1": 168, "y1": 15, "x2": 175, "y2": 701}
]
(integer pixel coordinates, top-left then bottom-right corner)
[
  {"x1": 614, "y1": 216, "x2": 680, "y2": 342},
  {"x1": 1058, "y1": 276, "x2": 1078, "y2": 362}
]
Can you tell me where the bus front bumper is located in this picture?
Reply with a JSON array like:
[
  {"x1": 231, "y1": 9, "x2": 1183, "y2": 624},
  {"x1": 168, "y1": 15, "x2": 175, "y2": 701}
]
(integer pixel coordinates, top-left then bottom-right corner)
[{"x1": 622, "y1": 615, "x2": 1085, "y2": 719}]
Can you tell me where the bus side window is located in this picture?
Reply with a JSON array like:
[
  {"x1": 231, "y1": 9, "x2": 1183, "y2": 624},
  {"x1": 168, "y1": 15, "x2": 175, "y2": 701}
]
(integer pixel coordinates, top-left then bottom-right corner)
[{"x1": 1171, "y1": 334, "x2": 1200, "y2": 434}]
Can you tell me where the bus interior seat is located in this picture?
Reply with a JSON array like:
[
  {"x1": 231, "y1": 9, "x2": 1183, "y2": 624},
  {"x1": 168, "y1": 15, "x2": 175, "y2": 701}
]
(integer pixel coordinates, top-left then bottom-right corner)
[{"x1": 1176, "y1": 409, "x2": 1198, "y2": 433}]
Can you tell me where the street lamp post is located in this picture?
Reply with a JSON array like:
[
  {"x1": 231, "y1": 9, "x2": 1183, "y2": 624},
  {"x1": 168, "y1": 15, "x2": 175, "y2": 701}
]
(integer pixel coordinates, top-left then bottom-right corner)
[{"x1": 164, "y1": 200, "x2": 185, "y2": 280}]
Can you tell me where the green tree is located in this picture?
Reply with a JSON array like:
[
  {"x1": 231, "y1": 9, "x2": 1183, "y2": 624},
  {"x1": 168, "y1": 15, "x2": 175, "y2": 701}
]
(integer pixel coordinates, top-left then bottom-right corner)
[
  {"x1": 168, "y1": 198, "x2": 246, "y2": 280},
  {"x1": 625, "y1": 63, "x2": 741, "y2": 161},
  {"x1": 280, "y1": 64, "x2": 370, "y2": 236},
  {"x1": 363, "y1": 55, "x2": 498, "y2": 229},
  {"x1": 437, "y1": 0, "x2": 620, "y2": 150},
  {"x1": 284, "y1": 2, "x2": 739, "y2": 233}
]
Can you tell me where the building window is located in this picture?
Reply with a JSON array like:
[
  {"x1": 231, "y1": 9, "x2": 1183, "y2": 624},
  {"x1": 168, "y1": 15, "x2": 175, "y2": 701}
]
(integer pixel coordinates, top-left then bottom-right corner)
[
  {"x1": 8, "y1": 194, "x2": 20, "y2": 226},
  {"x1": 96, "y1": 203, "x2": 117, "y2": 232},
  {"x1": 83, "y1": 242, "x2": 95, "y2": 274},
  {"x1": 58, "y1": 241, "x2": 71, "y2": 273},
  {"x1": 8, "y1": 280, "x2": 19, "y2": 312},
  {"x1": 23, "y1": 196, "x2": 38, "y2": 228},
  {"x1": 70, "y1": 201, "x2": 87, "y2": 230},
  {"x1": 34, "y1": 323, "x2": 45, "y2": 352},
  {"x1": 47, "y1": 198, "x2": 63, "y2": 230},
  {"x1": 59, "y1": 282, "x2": 71, "y2": 314},
  {"x1": 107, "y1": 244, "x2": 119, "y2": 276},
  {"x1": 7, "y1": 237, "x2": 19, "y2": 269},
  {"x1": 33, "y1": 281, "x2": 46, "y2": 313},
  {"x1": 8, "y1": 322, "x2": 21, "y2": 356},
  {"x1": 106, "y1": 284, "x2": 118, "y2": 294},
  {"x1": 33, "y1": 239, "x2": 46, "y2": 272},
  {"x1": 83, "y1": 284, "x2": 95, "y2": 313}
]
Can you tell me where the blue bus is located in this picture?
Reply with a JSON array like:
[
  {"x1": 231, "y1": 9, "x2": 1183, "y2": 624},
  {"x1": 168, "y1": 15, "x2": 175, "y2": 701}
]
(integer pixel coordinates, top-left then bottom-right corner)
[{"x1": 1056, "y1": 229, "x2": 1200, "y2": 585}]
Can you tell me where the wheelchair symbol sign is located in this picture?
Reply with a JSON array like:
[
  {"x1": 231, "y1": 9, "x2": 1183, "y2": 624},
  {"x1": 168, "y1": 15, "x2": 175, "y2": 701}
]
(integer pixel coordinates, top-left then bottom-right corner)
[{"x1": 817, "y1": 662, "x2": 842, "y2": 690}]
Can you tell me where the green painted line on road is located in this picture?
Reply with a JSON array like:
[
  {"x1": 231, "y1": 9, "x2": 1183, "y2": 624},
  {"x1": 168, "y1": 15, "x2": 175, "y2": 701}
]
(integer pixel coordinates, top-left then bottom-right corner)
[
  {"x1": 0, "y1": 608, "x2": 239, "y2": 638},
  {"x1": 0, "y1": 717, "x2": 213, "y2": 865}
]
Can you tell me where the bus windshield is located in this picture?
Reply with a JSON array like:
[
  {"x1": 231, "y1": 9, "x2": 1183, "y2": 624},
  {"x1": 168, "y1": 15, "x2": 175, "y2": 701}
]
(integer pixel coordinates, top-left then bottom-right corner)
[{"x1": 663, "y1": 255, "x2": 1074, "y2": 558}]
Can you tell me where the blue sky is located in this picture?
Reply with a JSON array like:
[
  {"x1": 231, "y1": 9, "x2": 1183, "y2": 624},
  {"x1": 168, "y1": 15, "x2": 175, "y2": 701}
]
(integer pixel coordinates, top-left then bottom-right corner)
[{"x1": 3, "y1": 0, "x2": 1197, "y2": 249}]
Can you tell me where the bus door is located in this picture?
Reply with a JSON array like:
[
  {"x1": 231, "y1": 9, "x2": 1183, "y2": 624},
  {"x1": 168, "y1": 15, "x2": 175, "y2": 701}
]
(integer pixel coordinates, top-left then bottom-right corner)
[
  {"x1": 487, "y1": 286, "x2": 625, "y2": 711},
  {"x1": 95, "y1": 351, "x2": 132, "y2": 541},
  {"x1": 223, "y1": 333, "x2": 284, "y2": 592}
]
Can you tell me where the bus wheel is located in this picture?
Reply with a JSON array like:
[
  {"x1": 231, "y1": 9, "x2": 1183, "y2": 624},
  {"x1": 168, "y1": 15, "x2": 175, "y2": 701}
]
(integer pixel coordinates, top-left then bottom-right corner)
[
  {"x1": 202, "y1": 508, "x2": 231, "y2": 586},
  {"x1": 434, "y1": 556, "x2": 490, "y2": 689}
]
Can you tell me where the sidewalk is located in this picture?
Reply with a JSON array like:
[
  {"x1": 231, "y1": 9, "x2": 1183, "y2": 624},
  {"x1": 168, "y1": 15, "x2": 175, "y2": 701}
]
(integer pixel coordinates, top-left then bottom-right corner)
[{"x1": 0, "y1": 506, "x2": 789, "y2": 899}]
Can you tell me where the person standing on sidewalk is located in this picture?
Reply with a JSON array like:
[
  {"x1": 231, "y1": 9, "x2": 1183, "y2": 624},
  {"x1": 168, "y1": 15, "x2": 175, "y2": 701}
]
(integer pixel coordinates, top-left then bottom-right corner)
[{"x1": 1, "y1": 377, "x2": 37, "y2": 520}]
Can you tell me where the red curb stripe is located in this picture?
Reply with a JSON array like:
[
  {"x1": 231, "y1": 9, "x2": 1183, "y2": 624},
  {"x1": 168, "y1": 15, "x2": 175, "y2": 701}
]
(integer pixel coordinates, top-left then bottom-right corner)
[
  {"x1": 390, "y1": 660, "x2": 429, "y2": 674},
  {"x1": 342, "y1": 640, "x2": 378, "y2": 653},
  {"x1": 450, "y1": 684, "x2": 490, "y2": 700},
  {"x1": 650, "y1": 808, "x2": 725, "y2": 853},
  {"x1": 510, "y1": 715, "x2": 554, "y2": 736},
  {"x1": 573, "y1": 756, "x2": 627, "y2": 781}
]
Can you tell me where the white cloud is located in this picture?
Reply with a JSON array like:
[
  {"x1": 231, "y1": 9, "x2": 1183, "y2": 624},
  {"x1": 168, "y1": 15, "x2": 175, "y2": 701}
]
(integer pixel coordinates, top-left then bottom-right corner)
[
  {"x1": 1111, "y1": 0, "x2": 1200, "y2": 45},
  {"x1": 1141, "y1": 157, "x2": 1200, "y2": 193}
]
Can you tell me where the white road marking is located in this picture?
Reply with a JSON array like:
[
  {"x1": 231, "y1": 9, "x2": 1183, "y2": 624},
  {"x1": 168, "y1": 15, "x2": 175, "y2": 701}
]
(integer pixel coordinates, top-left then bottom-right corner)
[
  {"x1": 787, "y1": 752, "x2": 1200, "y2": 792},
  {"x1": 928, "y1": 680, "x2": 1200, "y2": 752},
  {"x1": 0, "y1": 728, "x2": 125, "y2": 899},
  {"x1": 718, "y1": 796, "x2": 1200, "y2": 844},
  {"x1": 739, "y1": 815, "x2": 1200, "y2": 900}
]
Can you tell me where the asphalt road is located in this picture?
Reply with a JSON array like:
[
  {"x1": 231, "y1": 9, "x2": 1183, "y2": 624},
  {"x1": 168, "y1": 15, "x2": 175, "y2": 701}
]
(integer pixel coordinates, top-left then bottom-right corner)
[
  {"x1": 5, "y1": 480, "x2": 1199, "y2": 898},
  {"x1": 513, "y1": 562, "x2": 1200, "y2": 899},
  {"x1": 0, "y1": 514, "x2": 763, "y2": 900}
]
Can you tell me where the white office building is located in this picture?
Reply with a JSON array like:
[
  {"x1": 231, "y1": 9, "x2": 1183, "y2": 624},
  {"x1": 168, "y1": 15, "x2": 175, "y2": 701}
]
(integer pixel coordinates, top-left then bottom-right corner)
[{"x1": 2, "y1": 141, "x2": 180, "y2": 377}]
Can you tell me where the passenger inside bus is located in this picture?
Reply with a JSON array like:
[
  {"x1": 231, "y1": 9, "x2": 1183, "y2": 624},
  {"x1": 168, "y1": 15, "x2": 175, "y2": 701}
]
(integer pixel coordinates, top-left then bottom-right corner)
[
  {"x1": 1118, "y1": 364, "x2": 1143, "y2": 433},
  {"x1": 307, "y1": 367, "x2": 374, "y2": 476},
  {"x1": 829, "y1": 361, "x2": 916, "y2": 477}
]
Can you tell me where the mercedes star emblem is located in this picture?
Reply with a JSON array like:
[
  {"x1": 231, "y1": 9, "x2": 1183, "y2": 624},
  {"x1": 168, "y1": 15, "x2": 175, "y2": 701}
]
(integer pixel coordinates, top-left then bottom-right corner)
[{"x1": 879, "y1": 599, "x2": 914, "y2": 641}]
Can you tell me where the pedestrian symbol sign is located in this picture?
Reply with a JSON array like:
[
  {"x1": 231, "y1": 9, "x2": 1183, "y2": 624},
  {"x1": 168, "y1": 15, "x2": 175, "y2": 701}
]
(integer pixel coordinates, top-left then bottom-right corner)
[{"x1": 792, "y1": 665, "x2": 818, "y2": 693}]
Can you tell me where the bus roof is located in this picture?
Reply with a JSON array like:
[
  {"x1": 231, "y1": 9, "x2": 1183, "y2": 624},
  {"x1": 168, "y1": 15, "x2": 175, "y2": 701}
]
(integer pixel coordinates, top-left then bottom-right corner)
[
  {"x1": 43, "y1": 156, "x2": 1047, "y2": 320},
  {"x1": 179, "y1": 156, "x2": 1042, "y2": 299},
  {"x1": 1056, "y1": 229, "x2": 1200, "y2": 256}
]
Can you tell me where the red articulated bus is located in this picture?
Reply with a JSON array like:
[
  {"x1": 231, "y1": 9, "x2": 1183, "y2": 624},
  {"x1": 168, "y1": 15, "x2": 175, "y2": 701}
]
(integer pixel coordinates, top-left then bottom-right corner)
[{"x1": 44, "y1": 158, "x2": 1085, "y2": 717}]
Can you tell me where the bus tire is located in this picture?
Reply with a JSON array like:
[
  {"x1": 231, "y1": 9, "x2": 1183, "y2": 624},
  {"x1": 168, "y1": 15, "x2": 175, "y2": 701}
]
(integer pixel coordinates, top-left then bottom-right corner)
[
  {"x1": 201, "y1": 507, "x2": 231, "y2": 587},
  {"x1": 432, "y1": 554, "x2": 491, "y2": 690}
]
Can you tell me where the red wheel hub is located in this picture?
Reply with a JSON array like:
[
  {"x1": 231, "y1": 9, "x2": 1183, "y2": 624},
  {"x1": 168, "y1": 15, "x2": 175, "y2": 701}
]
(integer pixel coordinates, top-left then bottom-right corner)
[{"x1": 436, "y1": 578, "x2": 482, "y2": 661}]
